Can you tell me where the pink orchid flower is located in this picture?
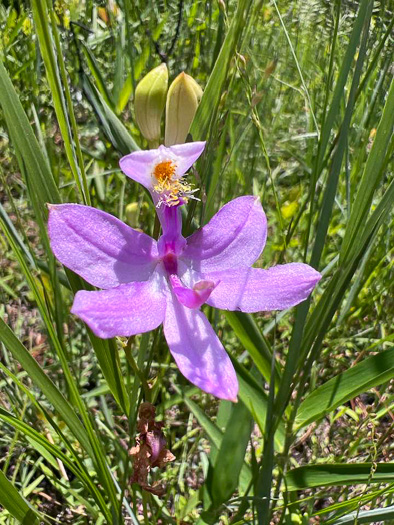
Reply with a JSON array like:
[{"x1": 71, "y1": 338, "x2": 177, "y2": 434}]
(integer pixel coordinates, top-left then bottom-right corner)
[{"x1": 48, "y1": 142, "x2": 321, "y2": 401}]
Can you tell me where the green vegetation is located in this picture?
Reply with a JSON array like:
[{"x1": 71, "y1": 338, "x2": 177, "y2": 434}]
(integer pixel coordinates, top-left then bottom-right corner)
[{"x1": 0, "y1": 0, "x2": 393, "y2": 523}]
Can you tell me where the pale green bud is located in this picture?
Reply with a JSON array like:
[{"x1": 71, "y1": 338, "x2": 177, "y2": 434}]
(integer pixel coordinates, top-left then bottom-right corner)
[
  {"x1": 125, "y1": 202, "x2": 139, "y2": 227},
  {"x1": 165, "y1": 72, "x2": 203, "y2": 146},
  {"x1": 134, "y1": 63, "x2": 168, "y2": 144}
]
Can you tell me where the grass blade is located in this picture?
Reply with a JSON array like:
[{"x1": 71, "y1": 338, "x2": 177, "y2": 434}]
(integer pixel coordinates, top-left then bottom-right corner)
[
  {"x1": 0, "y1": 317, "x2": 92, "y2": 454},
  {"x1": 0, "y1": 470, "x2": 40, "y2": 524},
  {"x1": 208, "y1": 400, "x2": 253, "y2": 507},
  {"x1": 286, "y1": 463, "x2": 394, "y2": 490},
  {"x1": 295, "y1": 346, "x2": 394, "y2": 429},
  {"x1": 341, "y1": 77, "x2": 394, "y2": 260}
]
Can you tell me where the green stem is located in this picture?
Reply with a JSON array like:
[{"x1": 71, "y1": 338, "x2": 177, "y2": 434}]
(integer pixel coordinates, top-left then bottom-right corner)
[{"x1": 124, "y1": 339, "x2": 151, "y2": 403}]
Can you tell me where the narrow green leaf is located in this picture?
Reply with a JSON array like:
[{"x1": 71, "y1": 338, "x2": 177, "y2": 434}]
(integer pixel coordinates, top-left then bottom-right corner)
[
  {"x1": 0, "y1": 407, "x2": 110, "y2": 521},
  {"x1": 180, "y1": 392, "x2": 252, "y2": 493},
  {"x1": 0, "y1": 470, "x2": 40, "y2": 524},
  {"x1": 0, "y1": 317, "x2": 93, "y2": 455},
  {"x1": 286, "y1": 463, "x2": 394, "y2": 490},
  {"x1": 333, "y1": 504, "x2": 394, "y2": 525},
  {"x1": 295, "y1": 347, "x2": 394, "y2": 429},
  {"x1": 310, "y1": 0, "x2": 373, "y2": 268},
  {"x1": 0, "y1": 60, "x2": 60, "y2": 206},
  {"x1": 314, "y1": 0, "x2": 372, "y2": 173},
  {"x1": 190, "y1": 0, "x2": 252, "y2": 140},
  {"x1": 233, "y1": 358, "x2": 285, "y2": 450},
  {"x1": 209, "y1": 400, "x2": 253, "y2": 507},
  {"x1": 81, "y1": 41, "x2": 115, "y2": 108},
  {"x1": 31, "y1": 0, "x2": 89, "y2": 203},
  {"x1": 342, "y1": 77, "x2": 394, "y2": 260},
  {"x1": 225, "y1": 311, "x2": 281, "y2": 385},
  {"x1": 82, "y1": 72, "x2": 139, "y2": 155}
]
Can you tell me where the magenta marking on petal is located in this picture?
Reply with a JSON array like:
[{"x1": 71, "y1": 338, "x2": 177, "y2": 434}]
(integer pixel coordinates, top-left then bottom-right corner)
[
  {"x1": 169, "y1": 275, "x2": 217, "y2": 309},
  {"x1": 163, "y1": 253, "x2": 178, "y2": 274}
]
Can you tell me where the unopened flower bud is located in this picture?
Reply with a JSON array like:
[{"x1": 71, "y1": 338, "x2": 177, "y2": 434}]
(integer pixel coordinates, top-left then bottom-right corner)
[
  {"x1": 134, "y1": 63, "x2": 168, "y2": 145},
  {"x1": 125, "y1": 202, "x2": 139, "y2": 227},
  {"x1": 165, "y1": 72, "x2": 203, "y2": 146}
]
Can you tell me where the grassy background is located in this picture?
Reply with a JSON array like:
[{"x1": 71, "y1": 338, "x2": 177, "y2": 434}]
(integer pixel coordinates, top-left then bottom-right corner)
[{"x1": 0, "y1": 0, "x2": 393, "y2": 523}]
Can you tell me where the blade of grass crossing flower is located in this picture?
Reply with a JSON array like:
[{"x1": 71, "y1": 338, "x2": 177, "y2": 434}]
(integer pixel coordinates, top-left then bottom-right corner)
[
  {"x1": 295, "y1": 346, "x2": 394, "y2": 430},
  {"x1": 285, "y1": 463, "x2": 394, "y2": 490},
  {"x1": 31, "y1": 0, "x2": 90, "y2": 204},
  {"x1": 204, "y1": 117, "x2": 229, "y2": 222},
  {"x1": 0, "y1": 470, "x2": 41, "y2": 524},
  {"x1": 1, "y1": 191, "x2": 129, "y2": 416}
]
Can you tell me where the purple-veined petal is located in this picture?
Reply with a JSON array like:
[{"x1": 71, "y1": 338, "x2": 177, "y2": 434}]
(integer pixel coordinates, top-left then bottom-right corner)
[
  {"x1": 184, "y1": 196, "x2": 267, "y2": 272},
  {"x1": 163, "y1": 296, "x2": 238, "y2": 400},
  {"x1": 71, "y1": 273, "x2": 168, "y2": 338},
  {"x1": 119, "y1": 142, "x2": 206, "y2": 189},
  {"x1": 205, "y1": 263, "x2": 321, "y2": 312},
  {"x1": 169, "y1": 274, "x2": 216, "y2": 309},
  {"x1": 48, "y1": 204, "x2": 158, "y2": 288}
]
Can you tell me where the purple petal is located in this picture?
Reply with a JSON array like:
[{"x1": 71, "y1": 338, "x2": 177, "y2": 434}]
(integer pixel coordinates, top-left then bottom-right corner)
[
  {"x1": 71, "y1": 275, "x2": 167, "y2": 338},
  {"x1": 48, "y1": 204, "x2": 158, "y2": 288},
  {"x1": 119, "y1": 142, "x2": 205, "y2": 189},
  {"x1": 157, "y1": 205, "x2": 186, "y2": 258},
  {"x1": 184, "y1": 196, "x2": 267, "y2": 272},
  {"x1": 205, "y1": 264, "x2": 321, "y2": 312},
  {"x1": 170, "y1": 275, "x2": 216, "y2": 309},
  {"x1": 163, "y1": 297, "x2": 238, "y2": 400},
  {"x1": 119, "y1": 149, "x2": 158, "y2": 189},
  {"x1": 168, "y1": 142, "x2": 206, "y2": 176}
]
